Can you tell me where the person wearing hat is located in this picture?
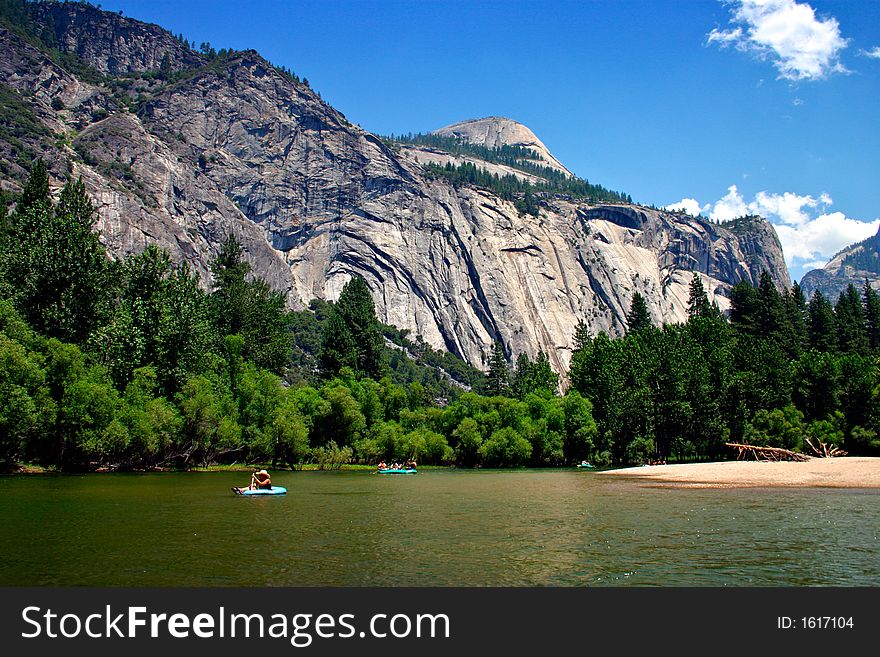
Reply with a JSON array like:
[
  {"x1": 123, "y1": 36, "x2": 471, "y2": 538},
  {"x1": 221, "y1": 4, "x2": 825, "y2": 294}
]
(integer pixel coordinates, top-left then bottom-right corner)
[{"x1": 249, "y1": 469, "x2": 272, "y2": 490}]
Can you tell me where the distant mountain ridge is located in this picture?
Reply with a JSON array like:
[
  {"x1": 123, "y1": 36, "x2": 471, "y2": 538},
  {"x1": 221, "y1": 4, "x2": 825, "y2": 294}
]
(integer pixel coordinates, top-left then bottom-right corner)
[
  {"x1": 0, "y1": 0, "x2": 790, "y2": 374},
  {"x1": 800, "y1": 227, "x2": 880, "y2": 300}
]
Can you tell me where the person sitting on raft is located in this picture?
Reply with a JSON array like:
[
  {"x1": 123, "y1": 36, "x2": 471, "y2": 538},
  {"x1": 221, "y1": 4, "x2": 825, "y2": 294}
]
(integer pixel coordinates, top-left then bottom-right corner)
[{"x1": 249, "y1": 469, "x2": 272, "y2": 490}]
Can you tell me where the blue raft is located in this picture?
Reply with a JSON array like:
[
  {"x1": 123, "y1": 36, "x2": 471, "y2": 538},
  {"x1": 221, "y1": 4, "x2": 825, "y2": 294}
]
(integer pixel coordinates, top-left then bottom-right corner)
[
  {"x1": 377, "y1": 469, "x2": 417, "y2": 475},
  {"x1": 232, "y1": 486, "x2": 287, "y2": 496}
]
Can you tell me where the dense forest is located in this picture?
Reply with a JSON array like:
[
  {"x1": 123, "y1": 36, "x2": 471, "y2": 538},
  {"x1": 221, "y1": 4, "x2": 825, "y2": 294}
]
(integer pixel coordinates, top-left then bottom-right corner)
[
  {"x1": 569, "y1": 277, "x2": 880, "y2": 463},
  {"x1": 1, "y1": 163, "x2": 879, "y2": 472}
]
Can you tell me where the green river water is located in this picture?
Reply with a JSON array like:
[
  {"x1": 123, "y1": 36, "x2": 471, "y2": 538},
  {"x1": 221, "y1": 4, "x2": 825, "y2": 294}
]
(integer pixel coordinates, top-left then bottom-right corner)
[{"x1": 1, "y1": 470, "x2": 877, "y2": 586}]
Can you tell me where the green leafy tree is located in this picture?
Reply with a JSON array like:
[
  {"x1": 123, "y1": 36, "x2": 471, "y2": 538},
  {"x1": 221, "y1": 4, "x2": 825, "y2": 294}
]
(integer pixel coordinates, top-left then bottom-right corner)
[
  {"x1": 561, "y1": 391, "x2": 597, "y2": 463},
  {"x1": 452, "y1": 417, "x2": 483, "y2": 466},
  {"x1": 744, "y1": 406, "x2": 805, "y2": 451},
  {"x1": 312, "y1": 384, "x2": 366, "y2": 447},
  {"x1": 478, "y1": 426, "x2": 531, "y2": 466}
]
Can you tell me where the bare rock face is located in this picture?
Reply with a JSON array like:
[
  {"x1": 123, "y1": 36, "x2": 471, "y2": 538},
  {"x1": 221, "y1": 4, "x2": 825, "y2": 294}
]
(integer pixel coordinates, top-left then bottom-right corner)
[
  {"x1": 434, "y1": 117, "x2": 573, "y2": 177},
  {"x1": 30, "y1": 2, "x2": 204, "y2": 75},
  {"x1": 0, "y1": 3, "x2": 791, "y2": 375}
]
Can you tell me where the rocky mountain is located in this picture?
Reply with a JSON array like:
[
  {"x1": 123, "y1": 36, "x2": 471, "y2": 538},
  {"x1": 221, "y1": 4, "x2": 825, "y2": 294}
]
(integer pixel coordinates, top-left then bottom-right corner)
[
  {"x1": 800, "y1": 228, "x2": 880, "y2": 301},
  {"x1": 0, "y1": 1, "x2": 790, "y2": 374},
  {"x1": 434, "y1": 116, "x2": 573, "y2": 177}
]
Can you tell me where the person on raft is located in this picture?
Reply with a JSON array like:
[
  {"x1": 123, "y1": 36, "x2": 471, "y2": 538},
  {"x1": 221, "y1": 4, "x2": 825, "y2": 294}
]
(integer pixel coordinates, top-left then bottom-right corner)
[{"x1": 249, "y1": 469, "x2": 272, "y2": 490}]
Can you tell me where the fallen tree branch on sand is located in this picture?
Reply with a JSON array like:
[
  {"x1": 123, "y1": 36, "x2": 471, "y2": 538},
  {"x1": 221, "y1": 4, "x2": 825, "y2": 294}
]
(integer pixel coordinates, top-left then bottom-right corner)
[
  {"x1": 804, "y1": 437, "x2": 848, "y2": 458},
  {"x1": 725, "y1": 443, "x2": 812, "y2": 462}
]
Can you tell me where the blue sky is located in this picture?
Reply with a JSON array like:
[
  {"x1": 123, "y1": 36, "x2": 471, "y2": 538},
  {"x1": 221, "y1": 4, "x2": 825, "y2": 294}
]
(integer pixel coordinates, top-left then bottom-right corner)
[{"x1": 99, "y1": 0, "x2": 880, "y2": 281}]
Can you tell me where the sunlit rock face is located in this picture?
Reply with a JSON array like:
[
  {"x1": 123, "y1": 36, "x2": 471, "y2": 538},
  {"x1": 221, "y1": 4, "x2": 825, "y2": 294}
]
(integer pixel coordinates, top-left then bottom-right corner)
[{"x1": 0, "y1": 5, "x2": 790, "y2": 374}]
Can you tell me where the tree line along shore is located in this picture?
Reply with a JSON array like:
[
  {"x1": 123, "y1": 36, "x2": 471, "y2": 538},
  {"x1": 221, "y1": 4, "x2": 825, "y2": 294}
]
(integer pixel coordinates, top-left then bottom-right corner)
[{"x1": 1, "y1": 163, "x2": 879, "y2": 472}]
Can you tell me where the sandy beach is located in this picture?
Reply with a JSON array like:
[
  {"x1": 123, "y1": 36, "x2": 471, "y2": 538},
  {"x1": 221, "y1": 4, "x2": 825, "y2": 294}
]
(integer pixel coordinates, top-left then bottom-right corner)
[{"x1": 601, "y1": 457, "x2": 880, "y2": 488}]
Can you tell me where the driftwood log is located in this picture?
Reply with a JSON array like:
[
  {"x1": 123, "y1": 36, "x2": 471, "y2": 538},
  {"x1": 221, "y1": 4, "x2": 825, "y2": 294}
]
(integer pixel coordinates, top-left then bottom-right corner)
[
  {"x1": 804, "y1": 437, "x2": 847, "y2": 458},
  {"x1": 725, "y1": 443, "x2": 812, "y2": 462}
]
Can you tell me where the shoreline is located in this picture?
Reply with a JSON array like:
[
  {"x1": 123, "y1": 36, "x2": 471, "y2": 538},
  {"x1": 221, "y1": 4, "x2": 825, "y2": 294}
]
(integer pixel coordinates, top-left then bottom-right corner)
[{"x1": 601, "y1": 457, "x2": 880, "y2": 489}]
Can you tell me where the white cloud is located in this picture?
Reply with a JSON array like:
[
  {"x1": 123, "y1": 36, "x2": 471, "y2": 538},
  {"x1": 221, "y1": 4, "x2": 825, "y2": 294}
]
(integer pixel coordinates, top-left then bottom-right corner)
[
  {"x1": 801, "y1": 259, "x2": 829, "y2": 271},
  {"x1": 708, "y1": 185, "x2": 749, "y2": 221},
  {"x1": 664, "y1": 198, "x2": 703, "y2": 216},
  {"x1": 749, "y1": 190, "x2": 825, "y2": 226},
  {"x1": 708, "y1": 0, "x2": 849, "y2": 81},
  {"x1": 693, "y1": 185, "x2": 878, "y2": 273},
  {"x1": 860, "y1": 46, "x2": 880, "y2": 59},
  {"x1": 773, "y1": 213, "x2": 880, "y2": 264}
]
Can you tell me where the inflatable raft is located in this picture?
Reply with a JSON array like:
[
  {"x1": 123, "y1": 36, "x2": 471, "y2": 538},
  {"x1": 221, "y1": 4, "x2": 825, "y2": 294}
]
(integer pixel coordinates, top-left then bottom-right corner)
[
  {"x1": 377, "y1": 469, "x2": 417, "y2": 475},
  {"x1": 232, "y1": 486, "x2": 287, "y2": 496}
]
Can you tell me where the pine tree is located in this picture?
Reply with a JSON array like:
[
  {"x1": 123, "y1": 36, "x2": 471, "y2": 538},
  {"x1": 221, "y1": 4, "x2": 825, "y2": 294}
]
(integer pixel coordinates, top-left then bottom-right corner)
[
  {"x1": 573, "y1": 320, "x2": 591, "y2": 352},
  {"x1": 863, "y1": 281, "x2": 880, "y2": 352},
  {"x1": 808, "y1": 291, "x2": 837, "y2": 353},
  {"x1": 1, "y1": 169, "x2": 109, "y2": 343},
  {"x1": 687, "y1": 274, "x2": 711, "y2": 320},
  {"x1": 626, "y1": 292, "x2": 652, "y2": 333},
  {"x1": 17, "y1": 158, "x2": 50, "y2": 213},
  {"x1": 318, "y1": 309, "x2": 357, "y2": 376},
  {"x1": 324, "y1": 276, "x2": 385, "y2": 379},
  {"x1": 730, "y1": 281, "x2": 760, "y2": 338},
  {"x1": 756, "y1": 271, "x2": 787, "y2": 343},
  {"x1": 486, "y1": 341, "x2": 510, "y2": 396},
  {"x1": 209, "y1": 234, "x2": 290, "y2": 372},
  {"x1": 511, "y1": 351, "x2": 558, "y2": 398},
  {"x1": 835, "y1": 284, "x2": 868, "y2": 354},
  {"x1": 210, "y1": 233, "x2": 250, "y2": 337},
  {"x1": 786, "y1": 281, "x2": 808, "y2": 353}
]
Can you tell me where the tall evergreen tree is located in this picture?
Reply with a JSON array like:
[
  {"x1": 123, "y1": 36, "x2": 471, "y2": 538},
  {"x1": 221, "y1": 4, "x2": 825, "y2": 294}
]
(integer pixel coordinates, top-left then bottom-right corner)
[
  {"x1": 808, "y1": 291, "x2": 837, "y2": 353},
  {"x1": 486, "y1": 341, "x2": 510, "y2": 396},
  {"x1": 863, "y1": 281, "x2": 880, "y2": 352},
  {"x1": 730, "y1": 280, "x2": 760, "y2": 337},
  {"x1": 17, "y1": 158, "x2": 50, "y2": 214},
  {"x1": 786, "y1": 281, "x2": 808, "y2": 354},
  {"x1": 626, "y1": 292, "x2": 652, "y2": 333},
  {"x1": 687, "y1": 274, "x2": 711, "y2": 320},
  {"x1": 573, "y1": 320, "x2": 591, "y2": 352},
  {"x1": 756, "y1": 271, "x2": 788, "y2": 345},
  {"x1": 511, "y1": 351, "x2": 558, "y2": 398},
  {"x1": 318, "y1": 309, "x2": 357, "y2": 376},
  {"x1": 0, "y1": 169, "x2": 109, "y2": 344},
  {"x1": 209, "y1": 234, "x2": 250, "y2": 336},
  {"x1": 835, "y1": 284, "x2": 868, "y2": 354},
  {"x1": 209, "y1": 234, "x2": 291, "y2": 372},
  {"x1": 318, "y1": 276, "x2": 385, "y2": 379}
]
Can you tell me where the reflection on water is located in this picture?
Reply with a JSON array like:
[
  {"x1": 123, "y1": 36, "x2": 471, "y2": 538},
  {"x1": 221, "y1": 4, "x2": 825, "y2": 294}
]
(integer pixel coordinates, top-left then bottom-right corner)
[{"x1": 0, "y1": 470, "x2": 877, "y2": 586}]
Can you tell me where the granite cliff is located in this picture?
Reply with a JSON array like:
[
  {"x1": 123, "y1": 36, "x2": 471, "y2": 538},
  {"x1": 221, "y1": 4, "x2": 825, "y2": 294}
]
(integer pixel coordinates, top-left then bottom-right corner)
[{"x1": 0, "y1": 2, "x2": 790, "y2": 374}]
